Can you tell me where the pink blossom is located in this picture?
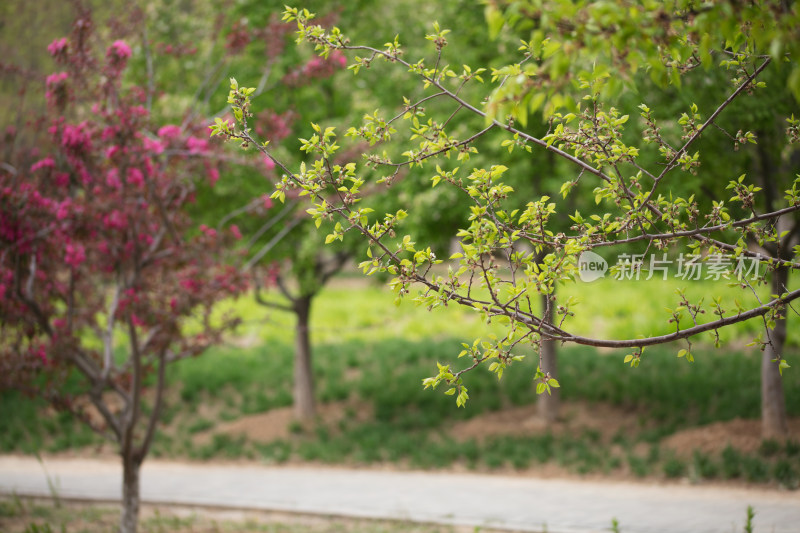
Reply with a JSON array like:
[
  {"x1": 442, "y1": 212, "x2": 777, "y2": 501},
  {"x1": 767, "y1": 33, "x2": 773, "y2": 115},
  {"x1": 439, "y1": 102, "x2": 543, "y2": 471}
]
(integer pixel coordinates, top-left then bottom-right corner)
[
  {"x1": 45, "y1": 72, "x2": 69, "y2": 108},
  {"x1": 130, "y1": 106, "x2": 148, "y2": 118},
  {"x1": 35, "y1": 345, "x2": 48, "y2": 365},
  {"x1": 124, "y1": 288, "x2": 138, "y2": 299},
  {"x1": 333, "y1": 50, "x2": 347, "y2": 68},
  {"x1": 53, "y1": 318, "x2": 67, "y2": 330},
  {"x1": 255, "y1": 110, "x2": 295, "y2": 142},
  {"x1": 105, "y1": 145, "x2": 121, "y2": 159},
  {"x1": 207, "y1": 165, "x2": 219, "y2": 186},
  {"x1": 61, "y1": 122, "x2": 91, "y2": 153},
  {"x1": 64, "y1": 242, "x2": 86, "y2": 267},
  {"x1": 143, "y1": 136, "x2": 165, "y2": 155},
  {"x1": 106, "y1": 168, "x2": 122, "y2": 189},
  {"x1": 199, "y1": 224, "x2": 217, "y2": 238},
  {"x1": 108, "y1": 40, "x2": 132, "y2": 60},
  {"x1": 46, "y1": 71, "x2": 68, "y2": 86},
  {"x1": 157, "y1": 124, "x2": 182, "y2": 140},
  {"x1": 102, "y1": 127, "x2": 118, "y2": 141},
  {"x1": 127, "y1": 167, "x2": 144, "y2": 187},
  {"x1": 180, "y1": 278, "x2": 201, "y2": 293},
  {"x1": 130, "y1": 313, "x2": 145, "y2": 327},
  {"x1": 30, "y1": 157, "x2": 55, "y2": 172},
  {"x1": 56, "y1": 199, "x2": 72, "y2": 220},
  {"x1": 78, "y1": 165, "x2": 92, "y2": 185},
  {"x1": 186, "y1": 136, "x2": 208, "y2": 154},
  {"x1": 47, "y1": 38, "x2": 68, "y2": 57},
  {"x1": 55, "y1": 172, "x2": 70, "y2": 187},
  {"x1": 262, "y1": 194, "x2": 273, "y2": 210},
  {"x1": 103, "y1": 210, "x2": 127, "y2": 230},
  {"x1": 230, "y1": 224, "x2": 242, "y2": 240},
  {"x1": 46, "y1": 71, "x2": 68, "y2": 84},
  {"x1": 262, "y1": 155, "x2": 276, "y2": 172}
]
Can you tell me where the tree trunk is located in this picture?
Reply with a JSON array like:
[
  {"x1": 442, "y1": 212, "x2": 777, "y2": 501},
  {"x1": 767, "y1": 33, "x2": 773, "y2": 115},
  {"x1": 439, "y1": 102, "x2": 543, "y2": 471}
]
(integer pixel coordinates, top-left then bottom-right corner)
[
  {"x1": 293, "y1": 294, "x2": 315, "y2": 421},
  {"x1": 120, "y1": 454, "x2": 141, "y2": 533},
  {"x1": 762, "y1": 264, "x2": 789, "y2": 440},
  {"x1": 538, "y1": 291, "x2": 560, "y2": 422}
]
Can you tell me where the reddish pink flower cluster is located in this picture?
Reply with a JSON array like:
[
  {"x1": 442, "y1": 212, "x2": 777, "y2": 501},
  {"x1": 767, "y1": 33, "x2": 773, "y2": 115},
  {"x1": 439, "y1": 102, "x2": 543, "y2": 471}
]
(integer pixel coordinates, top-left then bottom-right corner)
[
  {"x1": 127, "y1": 167, "x2": 144, "y2": 187},
  {"x1": 45, "y1": 72, "x2": 69, "y2": 109},
  {"x1": 199, "y1": 224, "x2": 218, "y2": 238},
  {"x1": 255, "y1": 109, "x2": 296, "y2": 143},
  {"x1": 206, "y1": 164, "x2": 220, "y2": 186},
  {"x1": 281, "y1": 50, "x2": 348, "y2": 87},
  {"x1": 64, "y1": 242, "x2": 86, "y2": 268},
  {"x1": 142, "y1": 136, "x2": 165, "y2": 155},
  {"x1": 262, "y1": 155, "x2": 276, "y2": 173},
  {"x1": 47, "y1": 37, "x2": 68, "y2": 59},
  {"x1": 186, "y1": 136, "x2": 209, "y2": 154},
  {"x1": 225, "y1": 20, "x2": 252, "y2": 53},
  {"x1": 157, "y1": 124, "x2": 182, "y2": 140},
  {"x1": 108, "y1": 40, "x2": 132, "y2": 60},
  {"x1": 106, "y1": 40, "x2": 132, "y2": 76},
  {"x1": 31, "y1": 157, "x2": 56, "y2": 173},
  {"x1": 61, "y1": 122, "x2": 92, "y2": 155}
]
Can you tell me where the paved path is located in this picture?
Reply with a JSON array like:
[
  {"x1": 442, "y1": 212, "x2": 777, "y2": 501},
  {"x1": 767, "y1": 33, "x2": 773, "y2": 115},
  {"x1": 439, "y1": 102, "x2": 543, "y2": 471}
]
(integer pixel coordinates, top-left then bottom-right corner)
[{"x1": 1, "y1": 455, "x2": 798, "y2": 533}]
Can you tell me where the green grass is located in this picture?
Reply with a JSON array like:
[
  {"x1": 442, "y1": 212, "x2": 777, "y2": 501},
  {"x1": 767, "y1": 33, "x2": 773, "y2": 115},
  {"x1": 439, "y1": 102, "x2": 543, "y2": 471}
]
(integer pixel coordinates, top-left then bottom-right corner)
[
  {"x1": 223, "y1": 273, "x2": 800, "y2": 348},
  {"x1": 153, "y1": 333, "x2": 800, "y2": 486}
]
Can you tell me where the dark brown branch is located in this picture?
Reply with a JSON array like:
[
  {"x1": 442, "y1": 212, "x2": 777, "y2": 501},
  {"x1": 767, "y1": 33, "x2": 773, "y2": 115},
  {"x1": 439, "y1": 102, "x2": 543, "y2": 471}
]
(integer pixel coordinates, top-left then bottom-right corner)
[{"x1": 137, "y1": 347, "x2": 167, "y2": 459}]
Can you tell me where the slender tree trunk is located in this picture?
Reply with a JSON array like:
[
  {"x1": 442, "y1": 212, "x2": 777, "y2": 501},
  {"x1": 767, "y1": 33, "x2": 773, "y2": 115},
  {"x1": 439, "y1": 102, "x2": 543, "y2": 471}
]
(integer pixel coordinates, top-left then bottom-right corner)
[
  {"x1": 762, "y1": 264, "x2": 789, "y2": 440},
  {"x1": 538, "y1": 291, "x2": 560, "y2": 422},
  {"x1": 293, "y1": 294, "x2": 315, "y2": 421},
  {"x1": 120, "y1": 454, "x2": 141, "y2": 533}
]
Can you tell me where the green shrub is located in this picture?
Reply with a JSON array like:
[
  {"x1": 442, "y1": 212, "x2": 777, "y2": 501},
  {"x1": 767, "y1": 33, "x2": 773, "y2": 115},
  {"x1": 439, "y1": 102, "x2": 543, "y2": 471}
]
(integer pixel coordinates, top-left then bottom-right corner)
[
  {"x1": 773, "y1": 459, "x2": 799, "y2": 489},
  {"x1": 720, "y1": 445, "x2": 742, "y2": 479},
  {"x1": 692, "y1": 451, "x2": 719, "y2": 480},
  {"x1": 742, "y1": 456, "x2": 770, "y2": 483},
  {"x1": 662, "y1": 456, "x2": 686, "y2": 479}
]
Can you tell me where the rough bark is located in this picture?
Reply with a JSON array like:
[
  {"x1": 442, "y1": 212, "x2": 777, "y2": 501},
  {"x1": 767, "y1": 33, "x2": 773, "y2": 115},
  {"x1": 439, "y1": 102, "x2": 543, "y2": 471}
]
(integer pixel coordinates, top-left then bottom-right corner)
[
  {"x1": 120, "y1": 454, "x2": 141, "y2": 533},
  {"x1": 752, "y1": 133, "x2": 792, "y2": 441},
  {"x1": 538, "y1": 292, "x2": 560, "y2": 422},
  {"x1": 293, "y1": 293, "x2": 315, "y2": 421},
  {"x1": 762, "y1": 263, "x2": 789, "y2": 440}
]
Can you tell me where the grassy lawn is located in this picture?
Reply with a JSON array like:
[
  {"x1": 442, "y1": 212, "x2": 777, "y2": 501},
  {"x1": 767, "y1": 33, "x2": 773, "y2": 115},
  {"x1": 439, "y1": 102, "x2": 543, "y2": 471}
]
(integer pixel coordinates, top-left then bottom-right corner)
[{"x1": 1, "y1": 275, "x2": 799, "y2": 488}]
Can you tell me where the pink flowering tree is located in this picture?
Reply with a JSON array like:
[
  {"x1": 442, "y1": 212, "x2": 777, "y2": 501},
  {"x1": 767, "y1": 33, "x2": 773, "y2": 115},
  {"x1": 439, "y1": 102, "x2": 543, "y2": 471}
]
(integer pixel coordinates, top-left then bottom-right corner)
[{"x1": 0, "y1": 8, "x2": 245, "y2": 533}]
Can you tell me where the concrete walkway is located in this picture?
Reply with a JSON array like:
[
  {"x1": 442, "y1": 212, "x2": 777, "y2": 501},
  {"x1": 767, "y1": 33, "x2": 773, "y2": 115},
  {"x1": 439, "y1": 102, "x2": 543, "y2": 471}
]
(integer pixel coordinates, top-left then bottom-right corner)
[{"x1": 1, "y1": 455, "x2": 798, "y2": 533}]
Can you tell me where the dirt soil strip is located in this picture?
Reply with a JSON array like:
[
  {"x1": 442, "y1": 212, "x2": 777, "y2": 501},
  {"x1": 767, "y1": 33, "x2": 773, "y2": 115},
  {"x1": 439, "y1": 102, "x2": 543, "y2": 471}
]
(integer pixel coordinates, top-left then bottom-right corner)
[{"x1": 1, "y1": 455, "x2": 799, "y2": 533}]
